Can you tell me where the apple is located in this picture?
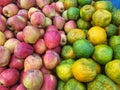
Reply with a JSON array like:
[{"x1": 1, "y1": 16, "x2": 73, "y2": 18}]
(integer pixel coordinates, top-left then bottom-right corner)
[
  {"x1": 0, "y1": 68, "x2": 19, "y2": 87},
  {"x1": 0, "y1": 0, "x2": 12, "y2": 6},
  {"x1": 17, "y1": 9, "x2": 28, "y2": 18},
  {"x1": 59, "y1": 31, "x2": 67, "y2": 45},
  {"x1": 4, "y1": 38, "x2": 20, "y2": 53},
  {"x1": 14, "y1": 42, "x2": 34, "y2": 59},
  {"x1": 36, "y1": 0, "x2": 50, "y2": 9},
  {"x1": 0, "y1": 31, "x2": 6, "y2": 46},
  {"x1": 43, "y1": 50, "x2": 60, "y2": 70},
  {"x1": 16, "y1": 83, "x2": 27, "y2": 90},
  {"x1": 33, "y1": 39, "x2": 47, "y2": 54},
  {"x1": 0, "y1": 46, "x2": 11, "y2": 67},
  {"x1": 30, "y1": 11, "x2": 46, "y2": 28},
  {"x1": 22, "y1": 69, "x2": 43, "y2": 90},
  {"x1": 44, "y1": 30, "x2": 61, "y2": 49},
  {"x1": 46, "y1": 25, "x2": 58, "y2": 32},
  {"x1": 16, "y1": 31, "x2": 24, "y2": 41},
  {"x1": 24, "y1": 53, "x2": 42, "y2": 72},
  {"x1": 2, "y1": 3, "x2": 19, "y2": 17},
  {"x1": 22, "y1": 25, "x2": 41, "y2": 44},
  {"x1": 0, "y1": 14, "x2": 6, "y2": 32},
  {"x1": 0, "y1": 85, "x2": 9, "y2": 90},
  {"x1": 0, "y1": 6, "x2": 3, "y2": 14},
  {"x1": 55, "y1": 1, "x2": 65, "y2": 13},
  {"x1": 40, "y1": 65, "x2": 52, "y2": 75},
  {"x1": 28, "y1": 7, "x2": 40, "y2": 18},
  {"x1": 4, "y1": 29, "x2": 14, "y2": 39},
  {"x1": 44, "y1": 17, "x2": 52, "y2": 27}
]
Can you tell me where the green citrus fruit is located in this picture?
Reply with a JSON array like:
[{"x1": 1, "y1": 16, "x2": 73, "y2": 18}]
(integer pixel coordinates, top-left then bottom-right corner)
[
  {"x1": 73, "y1": 39, "x2": 94, "y2": 58},
  {"x1": 80, "y1": 5, "x2": 95, "y2": 21},
  {"x1": 87, "y1": 74, "x2": 118, "y2": 90},
  {"x1": 92, "y1": 9, "x2": 112, "y2": 27},
  {"x1": 67, "y1": 29, "x2": 86, "y2": 44},
  {"x1": 105, "y1": 24, "x2": 118, "y2": 38},
  {"x1": 105, "y1": 59, "x2": 120, "y2": 84},
  {"x1": 67, "y1": 7, "x2": 80, "y2": 20},
  {"x1": 57, "y1": 79, "x2": 65, "y2": 90},
  {"x1": 78, "y1": 0, "x2": 92, "y2": 6},
  {"x1": 56, "y1": 59, "x2": 75, "y2": 82},
  {"x1": 72, "y1": 58, "x2": 97, "y2": 82},
  {"x1": 61, "y1": 45, "x2": 76, "y2": 59},
  {"x1": 77, "y1": 18, "x2": 91, "y2": 29},
  {"x1": 109, "y1": 35, "x2": 120, "y2": 48},
  {"x1": 92, "y1": 44, "x2": 113, "y2": 65},
  {"x1": 113, "y1": 44, "x2": 120, "y2": 59},
  {"x1": 63, "y1": 78, "x2": 86, "y2": 90}
]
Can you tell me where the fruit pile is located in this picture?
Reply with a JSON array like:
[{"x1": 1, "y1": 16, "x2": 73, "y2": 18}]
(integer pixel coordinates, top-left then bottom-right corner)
[{"x1": 0, "y1": 0, "x2": 120, "y2": 90}]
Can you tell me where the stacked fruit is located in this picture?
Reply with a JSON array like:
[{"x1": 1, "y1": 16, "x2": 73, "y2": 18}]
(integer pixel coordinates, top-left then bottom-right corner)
[{"x1": 0, "y1": 0, "x2": 120, "y2": 90}]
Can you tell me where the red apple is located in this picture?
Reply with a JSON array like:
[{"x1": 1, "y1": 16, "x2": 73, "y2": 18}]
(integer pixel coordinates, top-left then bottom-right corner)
[
  {"x1": 44, "y1": 30, "x2": 61, "y2": 49},
  {"x1": 39, "y1": 28, "x2": 45, "y2": 38},
  {"x1": 0, "y1": 68, "x2": 19, "y2": 87},
  {"x1": 19, "y1": 0, "x2": 36, "y2": 9},
  {"x1": 59, "y1": 31, "x2": 67, "y2": 45},
  {"x1": 0, "y1": 85, "x2": 9, "y2": 90},
  {"x1": 10, "y1": 84, "x2": 19, "y2": 90},
  {"x1": 2, "y1": 3, "x2": 19, "y2": 17},
  {"x1": 0, "y1": 14, "x2": 6, "y2": 32},
  {"x1": 0, "y1": 46, "x2": 11, "y2": 67},
  {"x1": 40, "y1": 65, "x2": 52, "y2": 75},
  {"x1": 28, "y1": 7, "x2": 40, "y2": 18},
  {"x1": 17, "y1": 9, "x2": 28, "y2": 18},
  {"x1": 16, "y1": 31, "x2": 24, "y2": 41},
  {"x1": 53, "y1": 16, "x2": 65, "y2": 30},
  {"x1": 36, "y1": 0, "x2": 50, "y2": 9},
  {"x1": 16, "y1": 83, "x2": 27, "y2": 90},
  {"x1": 24, "y1": 53, "x2": 42, "y2": 72},
  {"x1": 46, "y1": 25, "x2": 58, "y2": 32},
  {"x1": 0, "y1": 6, "x2": 3, "y2": 14},
  {"x1": 22, "y1": 69, "x2": 43, "y2": 90},
  {"x1": 50, "y1": 45, "x2": 61, "y2": 54},
  {"x1": 30, "y1": 11, "x2": 46, "y2": 28},
  {"x1": 43, "y1": 50, "x2": 60, "y2": 70},
  {"x1": 55, "y1": 1, "x2": 64, "y2": 13},
  {"x1": 4, "y1": 30, "x2": 14, "y2": 39},
  {"x1": 40, "y1": 74, "x2": 57, "y2": 90},
  {"x1": 0, "y1": 0, "x2": 12, "y2": 6},
  {"x1": 22, "y1": 25, "x2": 41, "y2": 44},
  {"x1": 14, "y1": 42, "x2": 34, "y2": 59},
  {"x1": 42, "y1": 5, "x2": 56, "y2": 18},
  {"x1": 64, "y1": 20, "x2": 77, "y2": 33},
  {"x1": 6, "y1": 15, "x2": 27, "y2": 31},
  {"x1": 0, "y1": 67, "x2": 6, "y2": 74},
  {"x1": 9, "y1": 55, "x2": 24, "y2": 70},
  {"x1": 4, "y1": 38, "x2": 20, "y2": 53}
]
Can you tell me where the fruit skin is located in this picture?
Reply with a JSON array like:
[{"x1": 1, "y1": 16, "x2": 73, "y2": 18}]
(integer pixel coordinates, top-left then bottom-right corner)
[
  {"x1": 36, "y1": 0, "x2": 50, "y2": 9},
  {"x1": 87, "y1": 74, "x2": 118, "y2": 90},
  {"x1": 55, "y1": 1, "x2": 65, "y2": 13},
  {"x1": 33, "y1": 39, "x2": 47, "y2": 54},
  {"x1": 88, "y1": 26, "x2": 107, "y2": 45},
  {"x1": 46, "y1": 25, "x2": 58, "y2": 32},
  {"x1": 56, "y1": 59, "x2": 75, "y2": 82},
  {"x1": 64, "y1": 0, "x2": 77, "y2": 9},
  {"x1": 112, "y1": 9, "x2": 120, "y2": 26},
  {"x1": 109, "y1": 35, "x2": 120, "y2": 48},
  {"x1": 0, "y1": 14, "x2": 7, "y2": 32},
  {"x1": 22, "y1": 69, "x2": 43, "y2": 90},
  {"x1": 0, "y1": 31, "x2": 6, "y2": 46},
  {"x1": 61, "y1": 45, "x2": 76, "y2": 59},
  {"x1": 92, "y1": 44, "x2": 113, "y2": 65},
  {"x1": 57, "y1": 79, "x2": 65, "y2": 90},
  {"x1": 6, "y1": 15, "x2": 27, "y2": 31},
  {"x1": 2, "y1": 3, "x2": 19, "y2": 17},
  {"x1": 92, "y1": 9, "x2": 112, "y2": 27},
  {"x1": 0, "y1": 0, "x2": 12, "y2": 6},
  {"x1": 73, "y1": 39, "x2": 94, "y2": 58},
  {"x1": 16, "y1": 83, "x2": 27, "y2": 90},
  {"x1": 72, "y1": 58, "x2": 97, "y2": 82},
  {"x1": 19, "y1": 0, "x2": 36, "y2": 9},
  {"x1": 30, "y1": 11, "x2": 46, "y2": 28},
  {"x1": 9, "y1": 55, "x2": 24, "y2": 70},
  {"x1": 59, "y1": 31, "x2": 67, "y2": 46},
  {"x1": 22, "y1": 25, "x2": 41, "y2": 44},
  {"x1": 44, "y1": 30, "x2": 61, "y2": 49},
  {"x1": 14, "y1": 42, "x2": 34, "y2": 59},
  {"x1": 24, "y1": 53, "x2": 42, "y2": 72},
  {"x1": 0, "y1": 68, "x2": 19, "y2": 87},
  {"x1": 42, "y1": 5, "x2": 56, "y2": 18},
  {"x1": 16, "y1": 31, "x2": 24, "y2": 41},
  {"x1": 105, "y1": 60, "x2": 120, "y2": 84},
  {"x1": 4, "y1": 38, "x2": 20, "y2": 53},
  {"x1": 40, "y1": 74, "x2": 57, "y2": 90},
  {"x1": 53, "y1": 16, "x2": 65, "y2": 30},
  {"x1": 64, "y1": 20, "x2": 76, "y2": 33},
  {"x1": 113, "y1": 44, "x2": 120, "y2": 59},
  {"x1": 4, "y1": 30, "x2": 14, "y2": 39},
  {"x1": 67, "y1": 29, "x2": 86, "y2": 44},
  {"x1": 78, "y1": 0, "x2": 92, "y2": 6},
  {"x1": 64, "y1": 78, "x2": 86, "y2": 90},
  {"x1": 43, "y1": 50, "x2": 60, "y2": 70},
  {"x1": 80, "y1": 5, "x2": 95, "y2": 21},
  {"x1": 0, "y1": 85, "x2": 9, "y2": 90},
  {"x1": 0, "y1": 46, "x2": 11, "y2": 67}
]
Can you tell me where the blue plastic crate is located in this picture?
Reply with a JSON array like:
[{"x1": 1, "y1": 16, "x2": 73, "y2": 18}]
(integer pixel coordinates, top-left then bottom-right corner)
[{"x1": 110, "y1": 0, "x2": 120, "y2": 9}]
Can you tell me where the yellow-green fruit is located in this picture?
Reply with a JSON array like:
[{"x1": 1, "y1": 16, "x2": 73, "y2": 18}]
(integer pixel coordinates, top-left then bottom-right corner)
[
  {"x1": 92, "y1": 9, "x2": 112, "y2": 27},
  {"x1": 78, "y1": 0, "x2": 92, "y2": 6},
  {"x1": 105, "y1": 59, "x2": 120, "y2": 84},
  {"x1": 64, "y1": 0, "x2": 77, "y2": 9},
  {"x1": 80, "y1": 5, "x2": 95, "y2": 21},
  {"x1": 0, "y1": 31, "x2": 6, "y2": 45}
]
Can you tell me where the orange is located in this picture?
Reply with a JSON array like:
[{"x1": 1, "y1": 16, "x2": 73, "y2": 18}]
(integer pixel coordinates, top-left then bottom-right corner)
[{"x1": 87, "y1": 26, "x2": 107, "y2": 45}]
